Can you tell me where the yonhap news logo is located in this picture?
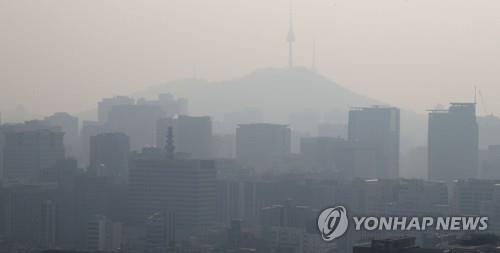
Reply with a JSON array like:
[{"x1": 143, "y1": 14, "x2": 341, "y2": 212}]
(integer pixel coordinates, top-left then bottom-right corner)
[
  {"x1": 317, "y1": 206, "x2": 349, "y2": 241},
  {"x1": 317, "y1": 205, "x2": 489, "y2": 242}
]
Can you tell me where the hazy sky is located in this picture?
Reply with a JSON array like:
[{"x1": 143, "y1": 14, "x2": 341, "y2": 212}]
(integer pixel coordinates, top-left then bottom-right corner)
[{"x1": 1, "y1": 0, "x2": 500, "y2": 116}]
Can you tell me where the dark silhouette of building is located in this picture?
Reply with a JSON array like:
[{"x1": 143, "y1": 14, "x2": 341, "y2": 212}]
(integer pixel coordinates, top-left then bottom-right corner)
[
  {"x1": 145, "y1": 210, "x2": 177, "y2": 253},
  {"x1": 137, "y1": 93, "x2": 188, "y2": 118},
  {"x1": 480, "y1": 145, "x2": 500, "y2": 180},
  {"x1": 348, "y1": 106, "x2": 400, "y2": 179},
  {"x1": 1, "y1": 183, "x2": 58, "y2": 248},
  {"x1": 97, "y1": 96, "x2": 134, "y2": 123},
  {"x1": 90, "y1": 132, "x2": 130, "y2": 184},
  {"x1": 2, "y1": 121, "x2": 65, "y2": 180},
  {"x1": 44, "y1": 112, "x2": 79, "y2": 157},
  {"x1": 128, "y1": 148, "x2": 216, "y2": 240},
  {"x1": 354, "y1": 235, "x2": 500, "y2": 253},
  {"x1": 428, "y1": 103, "x2": 478, "y2": 180},
  {"x1": 108, "y1": 104, "x2": 165, "y2": 151},
  {"x1": 79, "y1": 120, "x2": 110, "y2": 167}
]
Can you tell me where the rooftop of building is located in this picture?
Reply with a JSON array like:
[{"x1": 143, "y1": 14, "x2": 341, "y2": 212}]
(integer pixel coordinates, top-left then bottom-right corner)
[
  {"x1": 237, "y1": 123, "x2": 289, "y2": 128},
  {"x1": 350, "y1": 105, "x2": 399, "y2": 111}
]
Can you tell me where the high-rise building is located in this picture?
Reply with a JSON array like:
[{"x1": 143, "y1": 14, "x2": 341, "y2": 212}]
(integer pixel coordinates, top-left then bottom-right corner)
[
  {"x1": 348, "y1": 106, "x2": 400, "y2": 179},
  {"x1": 44, "y1": 112, "x2": 79, "y2": 157},
  {"x1": 0, "y1": 126, "x2": 4, "y2": 180},
  {"x1": 128, "y1": 149, "x2": 216, "y2": 239},
  {"x1": 80, "y1": 120, "x2": 110, "y2": 167},
  {"x1": 86, "y1": 215, "x2": 123, "y2": 252},
  {"x1": 1, "y1": 183, "x2": 58, "y2": 247},
  {"x1": 428, "y1": 103, "x2": 478, "y2": 180},
  {"x1": 97, "y1": 96, "x2": 135, "y2": 123},
  {"x1": 108, "y1": 104, "x2": 165, "y2": 150},
  {"x1": 138, "y1": 94, "x2": 188, "y2": 118},
  {"x1": 145, "y1": 210, "x2": 177, "y2": 253},
  {"x1": 236, "y1": 123, "x2": 291, "y2": 169},
  {"x1": 2, "y1": 121, "x2": 65, "y2": 180},
  {"x1": 174, "y1": 115, "x2": 213, "y2": 159},
  {"x1": 90, "y1": 133, "x2": 130, "y2": 184},
  {"x1": 216, "y1": 179, "x2": 259, "y2": 226},
  {"x1": 451, "y1": 179, "x2": 494, "y2": 215},
  {"x1": 40, "y1": 200, "x2": 57, "y2": 248},
  {"x1": 479, "y1": 184, "x2": 500, "y2": 233},
  {"x1": 480, "y1": 145, "x2": 500, "y2": 180}
]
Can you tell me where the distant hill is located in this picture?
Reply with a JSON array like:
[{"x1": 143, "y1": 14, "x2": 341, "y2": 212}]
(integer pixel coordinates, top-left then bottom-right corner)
[
  {"x1": 133, "y1": 67, "x2": 426, "y2": 149},
  {"x1": 134, "y1": 67, "x2": 381, "y2": 121}
]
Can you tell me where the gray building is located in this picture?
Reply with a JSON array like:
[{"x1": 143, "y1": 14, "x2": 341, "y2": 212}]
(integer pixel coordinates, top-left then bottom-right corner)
[
  {"x1": 108, "y1": 104, "x2": 165, "y2": 151},
  {"x1": 80, "y1": 120, "x2": 110, "y2": 167},
  {"x1": 90, "y1": 132, "x2": 130, "y2": 183},
  {"x1": 2, "y1": 121, "x2": 65, "y2": 180},
  {"x1": 128, "y1": 149, "x2": 216, "y2": 239},
  {"x1": 44, "y1": 112, "x2": 79, "y2": 157},
  {"x1": 428, "y1": 103, "x2": 478, "y2": 180},
  {"x1": 138, "y1": 94, "x2": 188, "y2": 118},
  {"x1": 236, "y1": 123, "x2": 291, "y2": 169},
  {"x1": 348, "y1": 106, "x2": 400, "y2": 179},
  {"x1": 97, "y1": 96, "x2": 135, "y2": 123}
]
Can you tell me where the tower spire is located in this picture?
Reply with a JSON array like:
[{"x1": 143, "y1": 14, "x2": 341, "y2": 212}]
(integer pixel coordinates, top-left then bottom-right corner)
[{"x1": 287, "y1": 0, "x2": 295, "y2": 68}]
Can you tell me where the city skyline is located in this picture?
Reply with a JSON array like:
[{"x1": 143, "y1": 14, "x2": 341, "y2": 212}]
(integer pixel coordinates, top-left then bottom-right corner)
[{"x1": 3, "y1": 1, "x2": 500, "y2": 252}]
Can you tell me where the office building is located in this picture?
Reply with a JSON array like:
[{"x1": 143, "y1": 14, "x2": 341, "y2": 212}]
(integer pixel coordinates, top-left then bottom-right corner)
[
  {"x1": 86, "y1": 215, "x2": 123, "y2": 252},
  {"x1": 480, "y1": 145, "x2": 500, "y2": 180},
  {"x1": 44, "y1": 112, "x2": 79, "y2": 157},
  {"x1": 2, "y1": 121, "x2": 65, "y2": 180},
  {"x1": 138, "y1": 94, "x2": 188, "y2": 118},
  {"x1": 90, "y1": 132, "x2": 130, "y2": 183},
  {"x1": 348, "y1": 106, "x2": 400, "y2": 179},
  {"x1": 428, "y1": 103, "x2": 478, "y2": 180},
  {"x1": 108, "y1": 104, "x2": 165, "y2": 150},
  {"x1": 451, "y1": 179, "x2": 495, "y2": 215},
  {"x1": 80, "y1": 120, "x2": 111, "y2": 167},
  {"x1": 97, "y1": 96, "x2": 134, "y2": 123},
  {"x1": 128, "y1": 149, "x2": 216, "y2": 239}
]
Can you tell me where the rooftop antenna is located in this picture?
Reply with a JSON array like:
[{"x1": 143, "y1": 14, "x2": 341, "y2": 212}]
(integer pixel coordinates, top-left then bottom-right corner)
[
  {"x1": 476, "y1": 86, "x2": 489, "y2": 115},
  {"x1": 287, "y1": 0, "x2": 296, "y2": 69}
]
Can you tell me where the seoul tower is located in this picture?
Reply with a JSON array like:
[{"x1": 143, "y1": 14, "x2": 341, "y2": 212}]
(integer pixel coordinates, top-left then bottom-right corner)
[{"x1": 287, "y1": 0, "x2": 296, "y2": 68}]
